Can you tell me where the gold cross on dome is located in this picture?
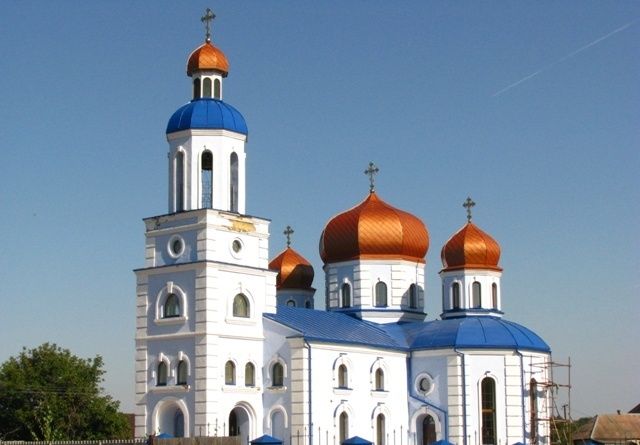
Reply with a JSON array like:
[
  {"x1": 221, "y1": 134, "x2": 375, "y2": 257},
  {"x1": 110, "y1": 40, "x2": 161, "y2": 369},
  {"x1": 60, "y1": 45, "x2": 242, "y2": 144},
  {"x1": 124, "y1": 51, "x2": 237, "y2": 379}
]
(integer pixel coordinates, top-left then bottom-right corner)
[
  {"x1": 463, "y1": 196, "x2": 476, "y2": 222},
  {"x1": 284, "y1": 225, "x2": 294, "y2": 247},
  {"x1": 364, "y1": 162, "x2": 380, "y2": 193},
  {"x1": 201, "y1": 8, "x2": 216, "y2": 42}
]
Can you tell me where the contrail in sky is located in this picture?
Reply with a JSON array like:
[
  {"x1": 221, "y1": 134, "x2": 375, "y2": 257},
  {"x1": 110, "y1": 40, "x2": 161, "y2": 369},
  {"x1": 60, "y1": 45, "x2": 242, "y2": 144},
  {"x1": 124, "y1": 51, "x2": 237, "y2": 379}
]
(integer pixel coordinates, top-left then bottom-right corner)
[{"x1": 492, "y1": 19, "x2": 638, "y2": 97}]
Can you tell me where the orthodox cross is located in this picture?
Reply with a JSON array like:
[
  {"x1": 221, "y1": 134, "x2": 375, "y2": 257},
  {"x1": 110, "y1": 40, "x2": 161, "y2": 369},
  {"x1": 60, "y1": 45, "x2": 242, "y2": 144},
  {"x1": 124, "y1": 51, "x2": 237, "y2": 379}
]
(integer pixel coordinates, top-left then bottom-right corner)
[
  {"x1": 201, "y1": 8, "x2": 216, "y2": 42},
  {"x1": 284, "y1": 225, "x2": 294, "y2": 247},
  {"x1": 463, "y1": 196, "x2": 476, "y2": 222},
  {"x1": 364, "y1": 162, "x2": 379, "y2": 193}
]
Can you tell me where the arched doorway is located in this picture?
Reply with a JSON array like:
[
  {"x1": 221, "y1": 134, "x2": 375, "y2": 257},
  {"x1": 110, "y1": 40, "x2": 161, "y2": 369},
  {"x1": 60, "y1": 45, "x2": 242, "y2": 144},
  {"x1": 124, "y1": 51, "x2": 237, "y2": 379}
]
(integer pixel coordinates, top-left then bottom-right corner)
[
  {"x1": 156, "y1": 401, "x2": 187, "y2": 437},
  {"x1": 419, "y1": 414, "x2": 436, "y2": 445},
  {"x1": 229, "y1": 406, "x2": 251, "y2": 441},
  {"x1": 271, "y1": 409, "x2": 285, "y2": 441}
]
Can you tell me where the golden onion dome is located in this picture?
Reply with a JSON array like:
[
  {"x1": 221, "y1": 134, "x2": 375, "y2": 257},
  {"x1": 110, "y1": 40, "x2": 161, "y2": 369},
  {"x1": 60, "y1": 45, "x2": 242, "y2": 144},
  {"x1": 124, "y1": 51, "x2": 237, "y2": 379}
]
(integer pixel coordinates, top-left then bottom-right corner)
[
  {"x1": 269, "y1": 247, "x2": 315, "y2": 290},
  {"x1": 319, "y1": 192, "x2": 429, "y2": 264},
  {"x1": 441, "y1": 222, "x2": 502, "y2": 271},
  {"x1": 187, "y1": 41, "x2": 229, "y2": 77}
]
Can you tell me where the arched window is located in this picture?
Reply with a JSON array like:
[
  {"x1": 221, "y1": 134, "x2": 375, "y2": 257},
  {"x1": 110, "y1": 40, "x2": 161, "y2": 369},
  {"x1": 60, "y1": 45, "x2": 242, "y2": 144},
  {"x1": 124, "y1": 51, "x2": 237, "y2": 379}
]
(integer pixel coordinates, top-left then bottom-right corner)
[
  {"x1": 177, "y1": 360, "x2": 188, "y2": 385},
  {"x1": 157, "y1": 361, "x2": 168, "y2": 386},
  {"x1": 339, "y1": 412, "x2": 349, "y2": 444},
  {"x1": 201, "y1": 150, "x2": 213, "y2": 208},
  {"x1": 492, "y1": 283, "x2": 498, "y2": 309},
  {"x1": 422, "y1": 415, "x2": 436, "y2": 445},
  {"x1": 530, "y1": 379, "x2": 538, "y2": 443},
  {"x1": 175, "y1": 152, "x2": 185, "y2": 212},
  {"x1": 375, "y1": 368, "x2": 384, "y2": 391},
  {"x1": 481, "y1": 377, "x2": 497, "y2": 445},
  {"x1": 203, "y1": 78, "x2": 212, "y2": 98},
  {"x1": 233, "y1": 294, "x2": 249, "y2": 318},
  {"x1": 409, "y1": 284, "x2": 418, "y2": 309},
  {"x1": 230, "y1": 152, "x2": 239, "y2": 212},
  {"x1": 305, "y1": 300, "x2": 313, "y2": 309},
  {"x1": 164, "y1": 293, "x2": 180, "y2": 318},
  {"x1": 214, "y1": 78, "x2": 221, "y2": 99},
  {"x1": 272, "y1": 362, "x2": 284, "y2": 387},
  {"x1": 375, "y1": 281, "x2": 387, "y2": 307},
  {"x1": 472, "y1": 281, "x2": 482, "y2": 308},
  {"x1": 342, "y1": 283, "x2": 351, "y2": 308},
  {"x1": 452, "y1": 282, "x2": 461, "y2": 309},
  {"x1": 193, "y1": 78, "x2": 201, "y2": 99},
  {"x1": 225, "y1": 361, "x2": 236, "y2": 385},
  {"x1": 376, "y1": 414, "x2": 386, "y2": 445},
  {"x1": 245, "y1": 362, "x2": 255, "y2": 387},
  {"x1": 338, "y1": 364, "x2": 348, "y2": 389},
  {"x1": 286, "y1": 300, "x2": 296, "y2": 307}
]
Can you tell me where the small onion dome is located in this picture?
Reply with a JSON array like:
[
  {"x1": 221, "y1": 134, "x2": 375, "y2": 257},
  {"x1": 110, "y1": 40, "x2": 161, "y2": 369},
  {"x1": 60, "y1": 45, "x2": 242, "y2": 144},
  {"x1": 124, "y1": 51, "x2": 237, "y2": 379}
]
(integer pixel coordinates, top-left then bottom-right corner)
[
  {"x1": 187, "y1": 41, "x2": 229, "y2": 77},
  {"x1": 441, "y1": 222, "x2": 502, "y2": 272},
  {"x1": 269, "y1": 247, "x2": 315, "y2": 290},
  {"x1": 319, "y1": 192, "x2": 429, "y2": 264}
]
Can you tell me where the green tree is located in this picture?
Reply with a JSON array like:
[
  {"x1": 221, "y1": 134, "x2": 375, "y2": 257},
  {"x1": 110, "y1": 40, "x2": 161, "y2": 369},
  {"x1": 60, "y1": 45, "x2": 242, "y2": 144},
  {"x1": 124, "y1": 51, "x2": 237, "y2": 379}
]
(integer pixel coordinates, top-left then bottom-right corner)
[{"x1": 0, "y1": 343, "x2": 130, "y2": 440}]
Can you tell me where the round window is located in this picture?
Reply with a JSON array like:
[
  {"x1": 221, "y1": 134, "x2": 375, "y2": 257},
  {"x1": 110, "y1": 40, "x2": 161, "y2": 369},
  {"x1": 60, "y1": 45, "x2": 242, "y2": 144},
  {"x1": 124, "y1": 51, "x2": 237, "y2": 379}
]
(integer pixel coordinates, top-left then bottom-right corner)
[
  {"x1": 168, "y1": 235, "x2": 185, "y2": 258},
  {"x1": 232, "y1": 239, "x2": 242, "y2": 253},
  {"x1": 416, "y1": 373, "x2": 434, "y2": 395}
]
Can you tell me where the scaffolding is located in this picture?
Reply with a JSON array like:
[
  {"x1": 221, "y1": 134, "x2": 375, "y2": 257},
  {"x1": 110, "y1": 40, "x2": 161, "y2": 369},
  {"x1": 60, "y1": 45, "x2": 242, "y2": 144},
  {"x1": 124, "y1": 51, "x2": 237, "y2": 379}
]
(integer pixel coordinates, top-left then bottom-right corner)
[{"x1": 530, "y1": 357, "x2": 572, "y2": 445}]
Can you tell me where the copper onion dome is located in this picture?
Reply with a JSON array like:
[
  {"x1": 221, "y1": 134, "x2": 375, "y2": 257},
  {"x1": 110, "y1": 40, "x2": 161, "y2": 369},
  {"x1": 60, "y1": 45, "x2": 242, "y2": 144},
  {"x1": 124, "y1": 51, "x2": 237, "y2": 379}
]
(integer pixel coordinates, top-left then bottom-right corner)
[
  {"x1": 187, "y1": 41, "x2": 229, "y2": 77},
  {"x1": 319, "y1": 192, "x2": 429, "y2": 264},
  {"x1": 441, "y1": 222, "x2": 501, "y2": 271},
  {"x1": 269, "y1": 247, "x2": 315, "y2": 290}
]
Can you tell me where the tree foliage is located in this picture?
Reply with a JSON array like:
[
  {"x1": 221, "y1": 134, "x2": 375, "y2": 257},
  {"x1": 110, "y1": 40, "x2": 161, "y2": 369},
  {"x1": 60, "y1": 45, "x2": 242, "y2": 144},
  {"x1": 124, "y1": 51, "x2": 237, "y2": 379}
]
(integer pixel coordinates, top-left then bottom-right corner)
[{"x1": 0, "y1": 343, "x2": 130, "y2": 440}]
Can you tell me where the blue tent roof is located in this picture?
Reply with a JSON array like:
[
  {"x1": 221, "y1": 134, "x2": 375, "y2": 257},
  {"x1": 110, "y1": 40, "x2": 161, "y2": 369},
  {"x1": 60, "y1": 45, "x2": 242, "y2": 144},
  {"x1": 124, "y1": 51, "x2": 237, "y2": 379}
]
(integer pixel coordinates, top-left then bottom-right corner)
[
  {"x1": 167, "y1": 98, "x2": 248, "y2": 135},
  {"x1": 265, "y1": 307, "x2": 550, "y2": 353},
  {"x1": 251, "y1": 435, "x2": 283, "y2": 445},
  {"x1": 342, "y1": 436, "x2": 373, "y2": 445}
]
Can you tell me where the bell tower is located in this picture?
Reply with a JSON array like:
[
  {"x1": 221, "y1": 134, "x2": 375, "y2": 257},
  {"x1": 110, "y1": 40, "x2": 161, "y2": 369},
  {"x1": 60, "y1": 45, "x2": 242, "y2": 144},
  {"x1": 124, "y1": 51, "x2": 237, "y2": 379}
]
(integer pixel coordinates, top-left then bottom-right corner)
[{"x1": 135, "y1": 11, "x2": 276, "y2": 438}]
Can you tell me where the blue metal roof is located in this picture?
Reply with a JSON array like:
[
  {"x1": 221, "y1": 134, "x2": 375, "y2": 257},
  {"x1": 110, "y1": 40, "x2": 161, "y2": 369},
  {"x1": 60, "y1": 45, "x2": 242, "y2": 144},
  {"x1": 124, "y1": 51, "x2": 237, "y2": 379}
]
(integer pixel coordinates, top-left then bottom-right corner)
[
  {"x1": 264, "y1": 306, "x2": 404, "y2": 351},
  {"x1": 166, "y1": 98, "x2": 248, "y2": 135},
  {"x1": 265, "y1": 307, "x2": 550, "y2": 353}
]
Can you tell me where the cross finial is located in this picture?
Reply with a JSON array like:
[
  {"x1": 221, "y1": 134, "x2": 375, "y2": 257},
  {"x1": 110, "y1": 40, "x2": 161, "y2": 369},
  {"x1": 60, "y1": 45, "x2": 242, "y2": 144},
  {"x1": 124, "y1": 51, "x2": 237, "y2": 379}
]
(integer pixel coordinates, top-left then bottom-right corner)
[
  {"x1": 284, "y1": 225, "x2": 294, "y2": 247},
  {"x1": 463, "y1": 196, "x2": 476, "y2": 222},
  {"x1": 364, "y1": 162, "x2": 380, "y2": 193},
  {"x1": 201, "y1": 8, "x2": 216, "y2": 42}
]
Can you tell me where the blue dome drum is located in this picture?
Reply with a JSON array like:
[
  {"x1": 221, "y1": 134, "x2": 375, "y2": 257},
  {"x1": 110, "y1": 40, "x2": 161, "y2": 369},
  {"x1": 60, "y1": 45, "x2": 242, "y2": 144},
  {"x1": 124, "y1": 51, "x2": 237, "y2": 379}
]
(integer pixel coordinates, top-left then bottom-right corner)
[{"x1": 166, "y1": 98, "x2": 248, "y2": 135}]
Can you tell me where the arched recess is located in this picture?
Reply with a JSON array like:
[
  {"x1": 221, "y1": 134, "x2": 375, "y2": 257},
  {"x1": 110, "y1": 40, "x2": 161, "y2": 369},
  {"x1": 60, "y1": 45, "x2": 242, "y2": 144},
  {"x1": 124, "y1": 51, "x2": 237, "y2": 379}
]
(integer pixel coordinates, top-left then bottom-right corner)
[
  {"x1": 230, "y1": 152, "x2": 239, "y2": 212},
  {"x1": 228, "y1": 402, "x2": 256, "y2": 440},
  {"x1": 174, "y1": 149, "x2": 186, "y2": 212},
  {"x1": 155, "y1": 282, "x2": 187, "y2": 321},
  {"x1": 267, "y1": 405, "x2": 289, "y2": 440},
  {"x1": 201, "y1": 150, "x2": 213, "y2": 209},
  {"x1": 153, "y1": 397, "x2": 190, "y2": 437},
  {"x1": 410, "y1": 407, "x2": 442, "y2": 445}
]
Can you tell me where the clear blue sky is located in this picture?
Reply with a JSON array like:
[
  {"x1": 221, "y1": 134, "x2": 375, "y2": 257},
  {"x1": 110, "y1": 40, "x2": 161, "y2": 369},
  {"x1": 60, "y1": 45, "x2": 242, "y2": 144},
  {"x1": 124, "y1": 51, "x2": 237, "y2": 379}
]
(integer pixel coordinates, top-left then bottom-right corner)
[{"x1": 1, "y1": 1, "x2": 638, "y2": 418}]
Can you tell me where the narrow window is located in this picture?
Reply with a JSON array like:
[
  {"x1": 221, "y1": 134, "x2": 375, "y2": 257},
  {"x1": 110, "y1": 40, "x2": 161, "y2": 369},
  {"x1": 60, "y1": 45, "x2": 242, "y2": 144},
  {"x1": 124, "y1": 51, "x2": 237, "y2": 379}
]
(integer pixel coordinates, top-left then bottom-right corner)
[
  {"x1": 175, "y1": 152, "x2": 184, "y2": 212},
  {"x1": 339, "y1": 412, "x2": 349, "y2": 444},
  {"x1": 193, "y1": 78, "x2": 201, "y2": 99},
  {"x1": 230, "y1": 152, "x2": 239, "y2": 212},
  {"x1": 472, "y1": 281, "x2": 482, "y2": 308},
  {"x1": 214, "y1": 78, "x2": 221, "y2": 99},
  {"x1": 272, "y1": 362, "x2": 284, "y2": 387},
  {"x1": 530, "y1": 379, "x2": 538, "y2": 444},
  {"x1": 422, "y1": 415, "x2": 436, "y2": 445},
  {"x1": 376, "y1": 414, "x2": 386, "y2": 445},
  {"x1": 201, "y1": 150, "x2": 213, "y2": 208},
  {"x1": 342, "y1": 283, "x2": 351, "y2": 308},
  {"x1": 338, "y1": 364, "x2": 348, "y2": 389},
  {"x1": 305, "y1": 300, "x2": 313, "y2": 309},
  {"x1": 375, "y1": 368, "x2": 384, "y2": 391},
  {"x1": 375, "y1": 281, "x2": 387, "y2": 307},
  {"x1": 409, "y1": 284, "x2": 417, "y2": 309},
  {"x1": 245, "y1": 362, "x2": 255, "y2": 387},
  {"x1": 452, "y1": 283, "x2": 461, "y2": 309},
  {"x1": 157, "y1": 361, "x2": 168, "y2": 386},
  {"x1": 203, "y1": 78, "x2": 212, "y2": 97},
  {"x1": 177, "y1": 360, "x2": 188, "y2": 385},
  {"x1": 174, "y1": 409, "x2": 185, "y2": 437},
  {"x1": 225, "y1": 361, "x2": 236, "y2": 385},
  {"x1": 492, "y1": 283, "x2": 498, "y2": 309},
  {"x1": 481, "y1": 378, "x2": 497, "y2": 445},
  {"x1": 233, "y1": 294, "x2": 249, "y2": 318},
  {"x1": 164, "y1": 293, "x2": 180, "y2": 318}
]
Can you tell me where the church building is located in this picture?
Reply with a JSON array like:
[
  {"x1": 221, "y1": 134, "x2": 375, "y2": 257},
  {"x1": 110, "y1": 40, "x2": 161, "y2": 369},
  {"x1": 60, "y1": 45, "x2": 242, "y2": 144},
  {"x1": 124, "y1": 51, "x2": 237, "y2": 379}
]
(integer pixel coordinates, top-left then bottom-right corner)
[{"x1": 134, "y1": 11, "x2": 552, "y2": 445}]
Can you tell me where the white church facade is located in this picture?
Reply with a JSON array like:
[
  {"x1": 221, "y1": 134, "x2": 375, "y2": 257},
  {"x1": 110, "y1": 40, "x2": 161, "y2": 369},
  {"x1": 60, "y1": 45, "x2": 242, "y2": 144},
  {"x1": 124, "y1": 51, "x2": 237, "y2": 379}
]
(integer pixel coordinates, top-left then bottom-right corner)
[{"x1": 134, "y1": 12, "x2": 552, "y2": 445}]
